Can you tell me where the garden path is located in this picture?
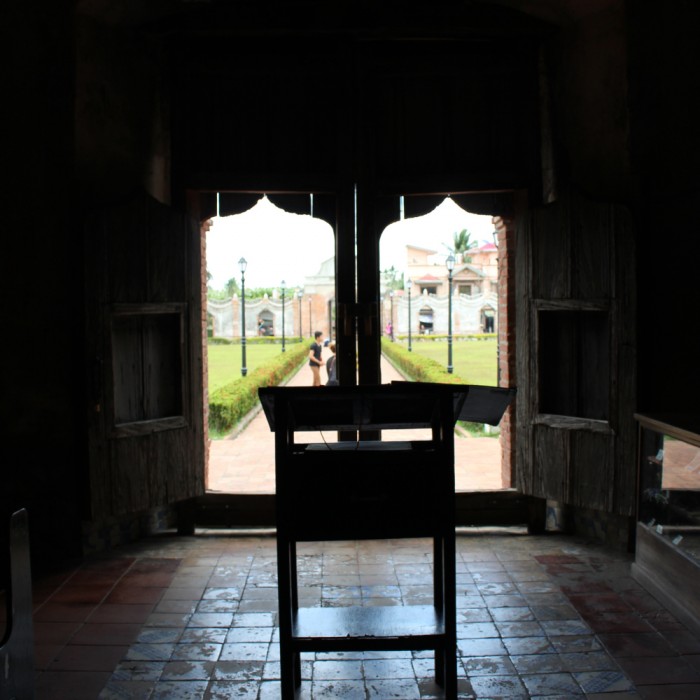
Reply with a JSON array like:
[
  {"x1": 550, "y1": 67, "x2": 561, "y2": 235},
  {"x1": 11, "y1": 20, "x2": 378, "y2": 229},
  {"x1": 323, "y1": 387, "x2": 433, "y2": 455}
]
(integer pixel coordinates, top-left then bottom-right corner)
[{"x1": 207, "y1": 347, "x2": 505, "y2": 493}]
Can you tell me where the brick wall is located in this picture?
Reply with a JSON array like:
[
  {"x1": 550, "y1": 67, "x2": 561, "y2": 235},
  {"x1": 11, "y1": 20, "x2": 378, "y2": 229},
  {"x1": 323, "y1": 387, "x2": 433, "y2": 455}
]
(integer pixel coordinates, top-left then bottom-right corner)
[
  {"x1": 493, "y1": 215, "x2": 516, "y2": 488},
  {"x1": 200, "y1": 218, "x2": 212, "y2": 478}
]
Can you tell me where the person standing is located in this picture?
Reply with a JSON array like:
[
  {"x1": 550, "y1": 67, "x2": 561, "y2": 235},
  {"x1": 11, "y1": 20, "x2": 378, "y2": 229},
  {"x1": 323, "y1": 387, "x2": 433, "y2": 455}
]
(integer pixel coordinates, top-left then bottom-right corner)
[
  {"x1": 325, "y1": 342, "x2": 338, "y2": 385},
  {"x1": 308, "y1": 330, "x2": 324, "y2": 386}
]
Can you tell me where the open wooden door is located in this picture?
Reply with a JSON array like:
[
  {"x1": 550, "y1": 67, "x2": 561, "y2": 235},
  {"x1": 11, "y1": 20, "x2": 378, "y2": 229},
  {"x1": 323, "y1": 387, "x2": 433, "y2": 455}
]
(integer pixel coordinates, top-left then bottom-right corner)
[
  {"x1": 85, "y1": 192, "x2": 205, "y2": 520},
  {"x1": 515, "y1": 190, "x2": 637, "y2": 522}
]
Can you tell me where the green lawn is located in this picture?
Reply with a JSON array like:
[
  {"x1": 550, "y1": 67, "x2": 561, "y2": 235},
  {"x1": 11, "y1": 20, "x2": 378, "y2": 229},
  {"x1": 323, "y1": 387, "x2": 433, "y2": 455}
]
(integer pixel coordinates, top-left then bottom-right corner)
[
  {"x1": 208, "y1": 338, "x2": 497, "y2": 393},
  {"x1": 399, "y1": 338, "x2": 498, "y2": 386},
  {"x1": 207, "y1": 342, "x2": 304, "y2": 393}
]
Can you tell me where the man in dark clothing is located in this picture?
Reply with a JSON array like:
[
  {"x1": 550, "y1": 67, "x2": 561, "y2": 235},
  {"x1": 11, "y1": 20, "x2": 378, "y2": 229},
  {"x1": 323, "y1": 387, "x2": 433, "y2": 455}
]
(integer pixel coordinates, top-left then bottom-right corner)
[{"x1": 308, "y1": 330, "x2": 324, "y2": 386}]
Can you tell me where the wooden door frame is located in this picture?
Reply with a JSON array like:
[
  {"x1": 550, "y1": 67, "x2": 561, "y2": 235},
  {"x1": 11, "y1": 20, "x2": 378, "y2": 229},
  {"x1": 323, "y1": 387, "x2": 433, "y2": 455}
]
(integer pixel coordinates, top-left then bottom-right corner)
[{"x1": 180, "y1": 187, "x2": 546, "y2": 531}]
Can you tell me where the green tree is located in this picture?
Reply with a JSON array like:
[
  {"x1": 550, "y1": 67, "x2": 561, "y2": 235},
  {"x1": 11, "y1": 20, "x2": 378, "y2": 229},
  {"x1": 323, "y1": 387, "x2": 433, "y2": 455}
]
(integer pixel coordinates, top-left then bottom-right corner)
[
  {"x1": 207, "y1": 274, "x2": 241, "y2": 301},
  {"x1": 247, "y1": 287, "x2": 274, "y2": 299},
  {"x1": 381, "y1": 265, "x2": 404, "y2": 291},
  {"x1": 452, "y1": 229, "x2": 477, "y2": 262},
  {"x1": 207, "y1": 280, "x2": 279, "y2": 301},
  {"x1": 207, "y1": 288, "x2": 229, "y2": 300},
  {"x1": 225, "y1": 277, "x2": 240, "y2": 297},
  {"x1": 207, "y1": 271, "x2": 228, "y2": 300}
]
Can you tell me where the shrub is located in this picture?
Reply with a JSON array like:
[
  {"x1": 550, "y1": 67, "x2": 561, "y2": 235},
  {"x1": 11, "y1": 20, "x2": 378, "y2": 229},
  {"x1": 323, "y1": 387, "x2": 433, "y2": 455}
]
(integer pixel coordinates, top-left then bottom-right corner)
[
  {"x1": 380, "y1": 338, "x2": 497, "y2": 437},
  {"x1": 381, "y1": 337, "x2": 465, "y2": 385},
  {"x1": 209, "y1": 336, "x2": 302, "y2": 346},
  {"x1": 208, "y1": 341, "x2": 308, "y2": 434},
  {"x1": 393, "y1": 333, "x2": 496, "y2": 342}
]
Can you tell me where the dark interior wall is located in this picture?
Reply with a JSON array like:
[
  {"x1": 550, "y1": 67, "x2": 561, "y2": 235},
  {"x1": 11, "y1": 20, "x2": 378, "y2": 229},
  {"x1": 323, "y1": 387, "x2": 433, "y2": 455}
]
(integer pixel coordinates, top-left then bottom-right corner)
[
  {"x1": 2, "y1": 4, "x2": 173, "y2": 569},
  {"x1": 170, "y1": 36, "x2": 348, "y2": 193},
  {"x1": 538, "y1": 0, "x2": 700, "y2": 413},
  {"x1": 3, "y1": 0, "x2": 699, "y2": 571},
  {"x1": 76, "y1": 15, "x2": 171, "y2": 205},
  {"x1": 544, "y1": 1, "x2": 631, "y2": 202},
  {"x1": 1, "y1": 1, "x2": 82, "y2": 567},
  {"x1": 626, "y1": 2, "x2": 700, "y2": 412}
]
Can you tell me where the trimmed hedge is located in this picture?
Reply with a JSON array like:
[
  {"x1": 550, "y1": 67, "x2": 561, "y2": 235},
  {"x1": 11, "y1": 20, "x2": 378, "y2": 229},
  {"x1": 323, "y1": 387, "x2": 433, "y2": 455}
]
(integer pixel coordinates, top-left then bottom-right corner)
[
  {"x1": 208, "y1": 341, "x2": 309, "y2": 433},
  {"x1": 392, "y1": 333, "x2": 496, "y2": 342},
  {"x1": 381, "y1": 337, "x2": 467, "y2": 385},
  {"x1": 209, "y1": 338, "x2": 494, "y2": 434},
  {"x1": 209, "y1": 336, "x2": 303, "y2": 346},
  {"x1": 381, "y1": 338, "x2": 500, "y2": 436}
]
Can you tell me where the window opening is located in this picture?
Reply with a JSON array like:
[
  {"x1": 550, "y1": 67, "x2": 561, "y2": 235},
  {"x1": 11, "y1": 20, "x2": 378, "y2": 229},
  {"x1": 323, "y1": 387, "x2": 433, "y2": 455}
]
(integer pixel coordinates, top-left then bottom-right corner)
[
  {"x1": 109, "y1": 304, "x2": 186, "y2": 435},
  {"x1": 538, "y1": 309, "x2": 610, "y2": 421},
  {"x1": 379, "y1": 196, "x2": 509, "y2": 491},
  {"x1": 203, "y1": 194, "x2": 335, "y2": 493}
]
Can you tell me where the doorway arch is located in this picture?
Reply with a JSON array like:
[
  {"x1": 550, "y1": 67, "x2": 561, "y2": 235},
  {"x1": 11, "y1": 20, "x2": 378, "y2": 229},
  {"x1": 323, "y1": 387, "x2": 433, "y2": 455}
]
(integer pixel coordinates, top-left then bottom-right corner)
[
  {"x1": 257, "y1": 309, "x2": 274, "y2": 336},
  {"x1": 418, "y1": 305, "x2": 434, "y2": 334}
]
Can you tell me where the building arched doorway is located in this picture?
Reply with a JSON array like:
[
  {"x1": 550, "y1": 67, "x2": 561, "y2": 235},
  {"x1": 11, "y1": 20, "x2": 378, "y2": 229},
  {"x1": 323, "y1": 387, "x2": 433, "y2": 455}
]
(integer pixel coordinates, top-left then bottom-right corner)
[
  {"x1": 258, "y1": 309, "x2": 274, "y2": 336},
  {"x1": 481, "y1": 306, "x2": 496, "y2": 334},
  {"x1": 418, "y1": 305, "x2": 434, "y2": 334}
]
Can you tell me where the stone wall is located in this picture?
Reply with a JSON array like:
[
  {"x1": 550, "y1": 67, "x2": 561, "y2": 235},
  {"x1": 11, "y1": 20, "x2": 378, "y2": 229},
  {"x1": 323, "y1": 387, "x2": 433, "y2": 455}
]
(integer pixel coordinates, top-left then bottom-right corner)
[
  {"x1": 390, "y1": 291, "x2": 498, "y2": 336},
  {"x1": 208, "y1": 293, "x2": 332, "y2": 341}
]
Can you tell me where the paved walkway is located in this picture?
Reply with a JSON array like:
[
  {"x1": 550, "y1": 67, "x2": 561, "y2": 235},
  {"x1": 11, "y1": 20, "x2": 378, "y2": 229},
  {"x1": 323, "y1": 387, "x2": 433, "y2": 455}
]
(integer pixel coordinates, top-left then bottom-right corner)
[{"x1": 207, "y1": 348, "x2": 505, "y2": 493}]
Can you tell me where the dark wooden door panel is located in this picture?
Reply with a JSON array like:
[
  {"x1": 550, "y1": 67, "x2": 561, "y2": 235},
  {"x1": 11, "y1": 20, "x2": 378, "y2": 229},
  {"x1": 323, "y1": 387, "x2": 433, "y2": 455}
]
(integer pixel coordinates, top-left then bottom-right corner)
[
  {"x1": 85, "y1": 192, "x2": 205, "y2": 519},
  {"x1": 517, "y1": 191, "x2": 636, "y2": 516}
]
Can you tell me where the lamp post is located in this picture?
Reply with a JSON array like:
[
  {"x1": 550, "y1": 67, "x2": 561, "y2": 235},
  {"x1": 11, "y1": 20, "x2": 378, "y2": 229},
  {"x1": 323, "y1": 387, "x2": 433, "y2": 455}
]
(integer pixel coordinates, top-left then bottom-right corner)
[
  {"x1": 328, "y1": 299, "x2": 333, "y2": 342},
  {"x1": 297, "y1": 289, "x2": 303, "y2": 340},
  {"x1": 407, "y1": 278, "x2": 412, "y2": 352},
  {"x1": 389, "y1": 290, "x2": 394, "y2": 341},
  {"x1": 239, "y1": 257, "x2": 247, "y2": 376},
  {"x1": 308, "y1": 296, "x2": 312, "y2": 337},
  {"x1": 446, "y1": 254, "x2": 455, "y2": 373},
  {"x1": 280, "y1": 279, "x2": 286, "y2": 353}
]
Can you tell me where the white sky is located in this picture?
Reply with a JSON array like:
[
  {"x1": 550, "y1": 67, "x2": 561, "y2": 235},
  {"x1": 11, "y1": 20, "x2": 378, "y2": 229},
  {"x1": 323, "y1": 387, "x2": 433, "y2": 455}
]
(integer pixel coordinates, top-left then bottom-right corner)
[
  {"x1": 206, "y1": 196, "x2": 334, "y2": 290},
  {"x1": 380, "y1": 198, "x2": 496, "y2": 272},
  {"x1": 206, "y1": 195, "x2": 495, "y2": 290}
]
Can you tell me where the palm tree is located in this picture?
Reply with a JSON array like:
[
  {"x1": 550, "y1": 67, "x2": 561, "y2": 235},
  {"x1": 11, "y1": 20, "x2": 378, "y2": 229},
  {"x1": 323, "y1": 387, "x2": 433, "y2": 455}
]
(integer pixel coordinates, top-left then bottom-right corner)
[
  {"x1": 452, "y1": 229, "x2": 477, "y2": 262},
  {"x1": 225, "y1": 277, "x2": 240, "y2": 298}
]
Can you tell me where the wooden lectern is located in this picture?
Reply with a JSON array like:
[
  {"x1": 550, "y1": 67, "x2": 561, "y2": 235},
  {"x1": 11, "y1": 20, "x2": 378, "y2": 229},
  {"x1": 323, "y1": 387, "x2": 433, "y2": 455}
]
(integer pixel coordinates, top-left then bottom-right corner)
[{"x1": 259, "y1": 382, "x2": 515, "y2": 699}]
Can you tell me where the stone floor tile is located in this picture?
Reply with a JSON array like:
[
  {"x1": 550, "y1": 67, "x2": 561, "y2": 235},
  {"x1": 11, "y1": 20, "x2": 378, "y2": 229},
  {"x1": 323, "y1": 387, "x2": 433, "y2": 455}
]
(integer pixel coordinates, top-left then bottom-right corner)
[
  {"x1": 521, "y1": 671, "x2": 583, "y2": 696},
  {"x1": 469, "y1": 672, "x2": 528, "y2": 697},
  {"x1": 25, "y1": 531, "x2": 700, "y2": 698},
  {"x1": 463, "y1": 654, "x2": 517, "y2": 675}
]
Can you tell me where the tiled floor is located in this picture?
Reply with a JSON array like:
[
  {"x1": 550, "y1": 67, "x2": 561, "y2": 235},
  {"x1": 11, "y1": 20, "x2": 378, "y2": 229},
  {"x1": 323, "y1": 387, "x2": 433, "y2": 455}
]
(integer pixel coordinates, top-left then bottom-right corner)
[
  {"x1": 14, "y1": 357, "x2": 699, "y2": 698},
  {"x1": 17, "y1": 527, "x2": 700, "y2": 699}
]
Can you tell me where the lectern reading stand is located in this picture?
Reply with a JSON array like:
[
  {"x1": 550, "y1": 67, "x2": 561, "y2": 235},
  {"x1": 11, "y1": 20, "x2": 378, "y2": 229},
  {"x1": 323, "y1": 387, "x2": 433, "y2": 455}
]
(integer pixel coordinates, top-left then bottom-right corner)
[{"x1": 259, "y1": 382, "x2": 515, "y2": 699}]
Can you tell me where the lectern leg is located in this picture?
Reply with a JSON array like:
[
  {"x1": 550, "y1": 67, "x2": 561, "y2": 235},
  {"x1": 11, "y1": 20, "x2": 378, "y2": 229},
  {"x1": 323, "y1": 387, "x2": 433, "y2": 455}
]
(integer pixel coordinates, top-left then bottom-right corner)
[
  {"x1": 433, "y1": 535, "x2": 444, "y2": 608},
  {"x1": 435, "y1": 649, "x2": 445, "y2": 687},
  {"x1": 433, "y1": 535, "x2": 445, "y2": 686},
  {"x1": 289, "y1": 541, "x2": 301, "y2": 686},
  {"x1": 277, "y1": 537, "x2": 298, "y2": 697},
  {"x1": 444, "y1": 530, "x2": 457, "y2": 698},
  {"x1": 432, "y1": 533, "x2": 457, "y2": 696},
  {"x1": 290, "y1": 540, "x2": 298, "y2": 609}
]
